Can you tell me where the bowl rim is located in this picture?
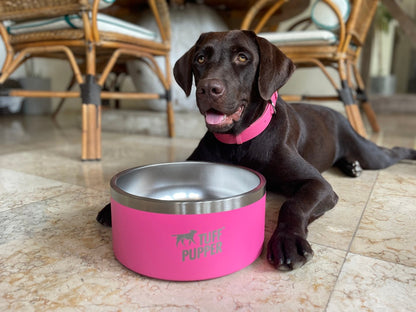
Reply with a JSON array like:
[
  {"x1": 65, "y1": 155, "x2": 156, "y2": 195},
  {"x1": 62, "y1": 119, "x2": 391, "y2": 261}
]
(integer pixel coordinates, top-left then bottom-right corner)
[{"x1": 110, "y1": 161, "x2": 266, "y2": 215}]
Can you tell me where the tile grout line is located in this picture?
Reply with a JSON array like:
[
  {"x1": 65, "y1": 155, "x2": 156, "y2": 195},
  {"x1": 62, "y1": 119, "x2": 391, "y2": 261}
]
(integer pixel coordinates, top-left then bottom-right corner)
[
  {"x1": 345, "y1": 171, "x2": 380, "y2": 255},
  {"x1": 323, "y1": 171, "x2": 380, "y2": 311}
]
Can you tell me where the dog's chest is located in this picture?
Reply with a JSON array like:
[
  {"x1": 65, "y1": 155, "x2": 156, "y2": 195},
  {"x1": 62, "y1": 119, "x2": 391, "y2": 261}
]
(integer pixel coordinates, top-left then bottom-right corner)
[{"x1": 217, "y1": 138, "x2": 274, "y2": 170}]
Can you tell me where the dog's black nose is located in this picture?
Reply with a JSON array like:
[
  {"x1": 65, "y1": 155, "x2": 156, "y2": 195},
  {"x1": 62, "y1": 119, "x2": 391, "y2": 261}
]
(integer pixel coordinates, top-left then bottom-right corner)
[{"x1": 197, "y1": 79, "x2": 225, "y2": 100}]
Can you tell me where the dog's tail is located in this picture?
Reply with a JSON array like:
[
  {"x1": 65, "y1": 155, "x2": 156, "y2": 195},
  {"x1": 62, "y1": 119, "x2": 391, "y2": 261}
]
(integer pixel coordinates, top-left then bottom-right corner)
[{"x1": 362, "y1": 145, "x2": 416, "y2": 169}]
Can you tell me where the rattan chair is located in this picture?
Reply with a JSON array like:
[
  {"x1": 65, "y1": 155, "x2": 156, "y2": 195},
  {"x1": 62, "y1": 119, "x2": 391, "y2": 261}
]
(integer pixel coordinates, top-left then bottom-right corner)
[
  {"x1": 0, "y1": 0, "x2": 173, "y2": 160},
  {"x1": 242, "y1": 0, "x2": 380, "y2": 137}
]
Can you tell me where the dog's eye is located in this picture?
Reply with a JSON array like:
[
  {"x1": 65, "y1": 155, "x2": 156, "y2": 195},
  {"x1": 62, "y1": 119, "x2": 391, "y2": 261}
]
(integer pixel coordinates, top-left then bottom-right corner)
[
  {"x1": 196, "y1": 55, "x2": 206, "y2": 64},
  {"x1": 237, "y1": 54, "x2": 248, "y2": 63}
]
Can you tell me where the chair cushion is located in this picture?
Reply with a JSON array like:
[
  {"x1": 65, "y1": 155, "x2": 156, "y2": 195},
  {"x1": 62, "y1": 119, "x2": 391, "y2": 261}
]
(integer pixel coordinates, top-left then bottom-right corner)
[
  {"x1": 259, "y1": 30, "x2": 337, "y2": 46},
  {"x1": 6, "y1": 13, "x2": 157, "y2": 41},
  {"x1": 311, "y1": 0, "x2": 351, "y2": 30}
]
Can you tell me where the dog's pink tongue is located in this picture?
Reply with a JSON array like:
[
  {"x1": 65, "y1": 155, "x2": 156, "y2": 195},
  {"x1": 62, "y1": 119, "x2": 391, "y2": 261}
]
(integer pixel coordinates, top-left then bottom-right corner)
[{"x1": 205, "y1": 110, "x2": 226, "y2": 125}]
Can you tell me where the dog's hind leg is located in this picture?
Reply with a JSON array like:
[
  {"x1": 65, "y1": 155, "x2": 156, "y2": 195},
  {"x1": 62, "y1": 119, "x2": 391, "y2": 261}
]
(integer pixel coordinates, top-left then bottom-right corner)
[{"x1": 335, "y1": 158, "x2": 363, "y2": 177}]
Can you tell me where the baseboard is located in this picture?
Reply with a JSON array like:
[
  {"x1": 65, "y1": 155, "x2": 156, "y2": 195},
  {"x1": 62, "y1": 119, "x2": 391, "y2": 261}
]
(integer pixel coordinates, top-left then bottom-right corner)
[{"x1": 369, "y1": 94, "x2": 416, "y2": 114}]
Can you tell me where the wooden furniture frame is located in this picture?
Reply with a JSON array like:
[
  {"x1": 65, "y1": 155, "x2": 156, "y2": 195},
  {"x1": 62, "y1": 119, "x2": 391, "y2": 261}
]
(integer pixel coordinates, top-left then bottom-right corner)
[
  {"x1": 0, "y1": 0, "x2": 173, "y2": 160},
  {"x1": 242, "y1": 0, "x2": 380, "y2": 137}
]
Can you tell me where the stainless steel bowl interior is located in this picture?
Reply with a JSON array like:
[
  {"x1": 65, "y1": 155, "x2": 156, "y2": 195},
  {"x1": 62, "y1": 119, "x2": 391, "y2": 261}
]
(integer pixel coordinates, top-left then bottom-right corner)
[{"x1": 111, "y1": 162, "x2": 266, "y2": 214}]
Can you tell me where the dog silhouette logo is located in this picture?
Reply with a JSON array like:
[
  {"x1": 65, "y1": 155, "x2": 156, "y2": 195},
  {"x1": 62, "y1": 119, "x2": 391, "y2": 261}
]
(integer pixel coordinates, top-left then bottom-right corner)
[{"x1": 172, "y1": 230, "x2": 197, "y2": 246}]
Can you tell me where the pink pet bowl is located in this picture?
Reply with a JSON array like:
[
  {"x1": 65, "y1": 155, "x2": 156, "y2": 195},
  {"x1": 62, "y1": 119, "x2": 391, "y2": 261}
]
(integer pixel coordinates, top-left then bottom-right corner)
[{"x1": 110, "y1": 161, "x2": 266, "y2": 281}]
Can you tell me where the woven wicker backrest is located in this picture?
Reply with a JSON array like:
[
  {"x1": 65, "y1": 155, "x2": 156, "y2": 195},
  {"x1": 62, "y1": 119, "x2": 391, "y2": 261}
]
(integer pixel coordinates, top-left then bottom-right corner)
[
  {"x1": 346, "y1": 0, "x2": 379, "y2": 46},
  {"x1": 0, "y1": 0, "x2": 88, "y2": 22}
]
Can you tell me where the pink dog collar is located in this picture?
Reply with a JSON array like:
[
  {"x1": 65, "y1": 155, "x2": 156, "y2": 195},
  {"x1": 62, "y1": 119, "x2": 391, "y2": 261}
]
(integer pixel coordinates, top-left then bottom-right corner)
[{"x1": 214, "y1": 91, "x2": 278, "y2": 144}]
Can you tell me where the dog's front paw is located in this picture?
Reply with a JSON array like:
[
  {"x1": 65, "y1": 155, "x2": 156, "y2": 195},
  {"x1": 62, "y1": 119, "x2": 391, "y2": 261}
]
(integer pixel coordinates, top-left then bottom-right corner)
[
  {"x1": 96, "y1": 203, "x2": 112, "y2": 226},
  {"x1": 267, "y1": 231, "x2": 313, "y2": 271}
]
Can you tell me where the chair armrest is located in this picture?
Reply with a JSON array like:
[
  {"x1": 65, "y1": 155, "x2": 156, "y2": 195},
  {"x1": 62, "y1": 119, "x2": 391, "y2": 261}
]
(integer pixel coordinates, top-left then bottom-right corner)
[
  {"x1": 287, "y1": 17, "x2": 313, "y2": 31},
  {"x1": 89, "y1": 0, "x2": 170, "y2": 45},
  {"x1": 316, "y1": 0, "x2": 346, "y2": 51},
  {"x1": 90, "y1": 0, "x2": 100, "y2": 41},
  {"x1": 241, "y1": 0, "x2": 289, "y2": 33},
  {"x1": 88, "y1": 0, "x2": 170, "y2": 45},
  {"x1": 242, "y1": 0, "x2": 346, "y2": 52},
  {"x1": 148, "y1": 0, "x2": 170, "y2": 44}
]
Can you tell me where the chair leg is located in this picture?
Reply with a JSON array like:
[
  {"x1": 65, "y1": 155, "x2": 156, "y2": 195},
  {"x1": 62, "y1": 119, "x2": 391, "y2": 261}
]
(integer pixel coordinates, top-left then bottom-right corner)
[
  {"x1": 52, "y1": 74, "x2": 77, "y2": 119},
  {"x1": 81, "y1": 75, "x2": 102, "y2": 160},
  {"x1": 352, "y1": 63, "x2": 380, "y2": 133},
  {"x1": 361, "y1": 101, "x2": 380, "y2": 132},
  {"x1": 114, "y1": 84, "x2": 121, "y2": 109},
  {"x1": 114, "y1": 72, "x2": 127, "y2": 109},
  {"x1": 356, "y1": 89, "x2": 380, "y2": 133},
  {"x1": 338, "y1": 80, "x2": 367, "y2": 137},
  {"x1": 166, "y1": 90, "x2": 175, "y2": 138}
]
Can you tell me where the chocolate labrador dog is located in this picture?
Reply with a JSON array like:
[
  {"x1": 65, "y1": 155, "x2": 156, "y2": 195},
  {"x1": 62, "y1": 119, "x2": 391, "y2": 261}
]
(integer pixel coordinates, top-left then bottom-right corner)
[{"x1": 97, "y1": 30, "x2": 415, "y2": 271}]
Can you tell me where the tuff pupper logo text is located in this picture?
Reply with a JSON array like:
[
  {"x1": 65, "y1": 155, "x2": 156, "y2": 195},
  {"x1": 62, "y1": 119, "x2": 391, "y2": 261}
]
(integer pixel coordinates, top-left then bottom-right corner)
[{"x1": 173, "y1": 228, "x2": 224, "y2": 262}]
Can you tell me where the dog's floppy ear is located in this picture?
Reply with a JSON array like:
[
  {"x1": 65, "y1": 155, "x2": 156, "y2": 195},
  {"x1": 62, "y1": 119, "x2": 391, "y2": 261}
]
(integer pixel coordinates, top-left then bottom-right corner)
[
  {"x1": 173, "y1": 46, "x2": 196, "y2": 97},
  {"x1": 255, "y1": 34, "x2": 295, "y2": 100}
]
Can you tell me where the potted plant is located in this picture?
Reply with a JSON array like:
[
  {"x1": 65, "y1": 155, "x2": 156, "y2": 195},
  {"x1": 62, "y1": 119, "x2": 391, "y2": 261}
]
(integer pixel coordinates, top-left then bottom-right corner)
[{"x1": 370, "y1": 3, "x2": 396, "y2": 95}]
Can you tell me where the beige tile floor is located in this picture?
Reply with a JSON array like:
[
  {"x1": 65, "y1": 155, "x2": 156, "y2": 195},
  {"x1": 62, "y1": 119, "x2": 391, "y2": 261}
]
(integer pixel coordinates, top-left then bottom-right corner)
[{"x1": 0, "y1": 112, "x2": 415, "y2": 311}]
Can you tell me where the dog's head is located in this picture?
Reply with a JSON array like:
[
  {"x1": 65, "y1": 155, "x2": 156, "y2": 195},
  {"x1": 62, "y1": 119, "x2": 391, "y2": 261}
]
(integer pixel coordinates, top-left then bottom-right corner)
[{"x1": 173, "y1": 30, "x2": 295, "y2": 134}]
